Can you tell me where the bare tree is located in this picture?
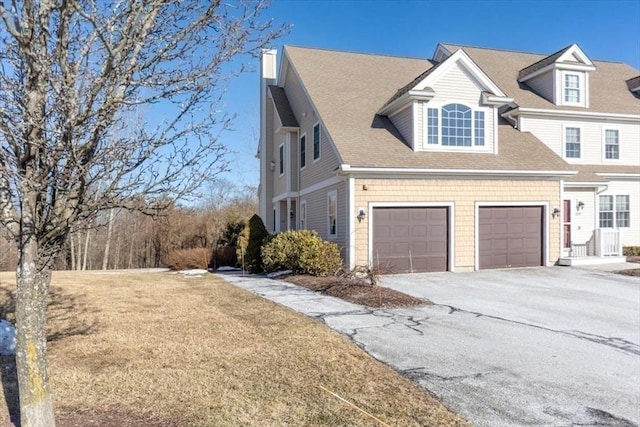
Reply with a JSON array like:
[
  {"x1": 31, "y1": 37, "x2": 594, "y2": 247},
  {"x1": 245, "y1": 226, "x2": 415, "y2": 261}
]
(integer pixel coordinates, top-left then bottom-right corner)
[{"x1": 0, "y1": 1, "x2": 286, "y2": 424}]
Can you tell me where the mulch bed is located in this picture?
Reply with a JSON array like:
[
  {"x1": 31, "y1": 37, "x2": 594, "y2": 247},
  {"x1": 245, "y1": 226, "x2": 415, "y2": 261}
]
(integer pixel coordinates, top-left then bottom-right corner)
[
  {"x1": 281, "y1": 275, "x2": 431, "y2": 308},
  {"x1": 614, "y1": 256, "x2": 640, "y2": 277}
]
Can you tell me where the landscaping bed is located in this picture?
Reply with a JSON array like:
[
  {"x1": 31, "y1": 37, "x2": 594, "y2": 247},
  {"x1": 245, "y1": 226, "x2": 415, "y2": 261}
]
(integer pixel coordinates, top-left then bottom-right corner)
[{"x1": 282, "y1": 274, "x2": 430, "y2": 308}]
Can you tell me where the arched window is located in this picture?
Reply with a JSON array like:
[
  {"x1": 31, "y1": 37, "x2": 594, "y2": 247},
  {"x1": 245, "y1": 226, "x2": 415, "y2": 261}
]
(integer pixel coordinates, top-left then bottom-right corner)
[
  {"x1": 426, "y1": 103, "x2": 485, "y2": 148},
  {"x1": 442, "y1": 103, "x2": 471, "y2": 146}
]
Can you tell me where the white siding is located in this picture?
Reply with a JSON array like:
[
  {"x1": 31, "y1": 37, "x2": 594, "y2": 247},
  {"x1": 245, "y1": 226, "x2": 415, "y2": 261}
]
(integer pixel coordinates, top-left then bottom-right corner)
[
  {"x1": 520, "y1": 116, "x2": 640, "y2": 165},
  {"x1": 599, "y1": 181, "x2": 640, "y2": 246},
  {"x1": 431, "y1": 61, "x2": 484, "y2": 103},
  {"x1": 526, "y1": 70, "x2": 554, "y2": 103},
  {"x1": 389, "y1": 106, "x2": 413, "y2": 148},
  {"x1": 563, "y1": 189, "x2": 596, "y2": 247}
]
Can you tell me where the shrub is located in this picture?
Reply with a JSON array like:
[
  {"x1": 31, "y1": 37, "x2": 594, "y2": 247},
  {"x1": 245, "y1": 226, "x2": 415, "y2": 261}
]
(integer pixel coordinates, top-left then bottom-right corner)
[
  {"x1": 237, "y1": 214, "x2": 270, "y2": 273},
  {"x1": 261, "y1": 230, "x2": 342, "y2": 276},
  {"x1": 623, "y1": 246, "x2": 640, "y2": 256},
  {"x1": 164, "y1": 248, "x2": 210, "y2": 270},
  {"x1": 210, "y1": 245, "x2": 237, "y2": 268}
]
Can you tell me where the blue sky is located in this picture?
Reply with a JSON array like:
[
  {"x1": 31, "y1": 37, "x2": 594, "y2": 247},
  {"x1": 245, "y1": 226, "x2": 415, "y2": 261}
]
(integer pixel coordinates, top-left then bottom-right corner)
[{"x1": 217, "y1": 0, "x2": 640, "y2": 190}]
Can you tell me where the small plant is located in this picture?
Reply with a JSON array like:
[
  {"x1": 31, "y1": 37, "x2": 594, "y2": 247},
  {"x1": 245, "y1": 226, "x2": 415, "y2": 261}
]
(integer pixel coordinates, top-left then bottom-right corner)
[
  {"x1": 261, "y1": 230, "x2": 342, "y2": 276},
  {"x1": 623, "y1": 246, "x2": 640, "y2": 256}
]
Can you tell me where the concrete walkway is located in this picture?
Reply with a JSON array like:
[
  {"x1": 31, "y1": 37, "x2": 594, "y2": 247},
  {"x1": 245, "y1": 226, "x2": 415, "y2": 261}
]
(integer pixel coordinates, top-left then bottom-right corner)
[{"x1": 216, "y1": 268, "x2": 640, "y2": 427}]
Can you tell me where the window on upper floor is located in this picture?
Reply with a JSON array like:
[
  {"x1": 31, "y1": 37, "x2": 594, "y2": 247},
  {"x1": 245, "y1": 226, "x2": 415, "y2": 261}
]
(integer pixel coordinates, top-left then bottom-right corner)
[
  {"x1": 426, "y1": 103, "x2": 485, "y2": 148},
  {"x1": 278, "y1": 144, "x2": 284, "y2": 175},
  {"x1": 300, "y1": 134, "x2": 306, "y2": 168},
  {"x1": 604, "y1": 129, "x2": 619, "y2": 160},
  {"x1": 599, "y1": 195, "x2": 630, "y2": 228},
  {"x1": 313, "y1": 123, "x2": 320, "y2": 161},
  {"x1": 564, "y1": 127, "x2": 581, "y2": 158},
  {"x1": 564, "y1": 74, "x2": 580, "y2": 103}
]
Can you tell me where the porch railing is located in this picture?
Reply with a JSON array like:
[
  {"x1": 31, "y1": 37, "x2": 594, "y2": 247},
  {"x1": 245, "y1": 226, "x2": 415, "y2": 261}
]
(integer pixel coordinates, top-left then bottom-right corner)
[{"x1": 595, "y1": 228, "x2": 622, "y2": 256}]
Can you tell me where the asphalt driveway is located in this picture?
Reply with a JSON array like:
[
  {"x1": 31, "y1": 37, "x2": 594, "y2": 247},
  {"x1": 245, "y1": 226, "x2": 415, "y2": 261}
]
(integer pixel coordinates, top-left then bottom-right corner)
[{"x1": 219, "y1": 267, "x2": 640, "y2": 426}]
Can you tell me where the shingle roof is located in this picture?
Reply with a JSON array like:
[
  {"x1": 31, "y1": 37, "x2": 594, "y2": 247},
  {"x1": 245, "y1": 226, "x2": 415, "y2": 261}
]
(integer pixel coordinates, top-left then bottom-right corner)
[
  {"x1": 441, "y1": 44, "x2": 640, "y2": 115},
  {"x1": 517, "y1": 45, "x2": 573, "y2": 80},
  {"x1": 284, "y1": 46, "x2": 572, "y2": 172},
  {"x1": 268, "y1": 85, "x2": 298, "y2": 127},
  {"x1": 382, "y1": 61, "x2": 439, "y2": 108},
  {"x1": 565, "y1": 164, "x2": 640, "y2": 182}
]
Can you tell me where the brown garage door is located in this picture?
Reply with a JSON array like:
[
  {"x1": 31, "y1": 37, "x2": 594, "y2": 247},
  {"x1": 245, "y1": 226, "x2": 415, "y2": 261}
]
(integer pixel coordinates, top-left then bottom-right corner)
[
  {"x1": 479, "y1": 206, "x2": 543, "y2": 269},
  {"x1": 372, "y1": 207, "x2": 448, "y2": 273}
]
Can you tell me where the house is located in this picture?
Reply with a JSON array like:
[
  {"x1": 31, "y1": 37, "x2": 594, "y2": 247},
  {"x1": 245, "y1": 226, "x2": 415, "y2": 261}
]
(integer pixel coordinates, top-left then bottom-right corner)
[{"x1": 258, "y1": 42, "x2": 640, "y2": 272}]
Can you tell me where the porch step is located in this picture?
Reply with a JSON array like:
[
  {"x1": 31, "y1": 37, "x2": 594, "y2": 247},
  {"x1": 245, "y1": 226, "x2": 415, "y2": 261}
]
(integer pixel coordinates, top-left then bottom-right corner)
[{"x1": 558, "y1": 256, "x2": 627, "y2": 266}]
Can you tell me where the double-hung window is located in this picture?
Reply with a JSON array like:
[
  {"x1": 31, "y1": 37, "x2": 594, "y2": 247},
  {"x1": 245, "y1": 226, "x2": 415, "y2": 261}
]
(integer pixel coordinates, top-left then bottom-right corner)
[
  {"x1": 313, "y1": 123, "x2": 320, "y2": 161},
  {"x1": 327, "y1": 191, "x2": 337, "y2": 238},
  {"x1": 565, "y1": 127, "x2": 581, "y2": 158},
  {"x1": 604, "y1": 129, "x2": 619, "y2": 160},
  {"x1": 426, "y1": 103, "x2": 485, "y2": 148},
  {"x1": 300, "y1": 135, "x2": 306, "y2": 168},
  {"x1": 564, "y1": 74, "x2": 580, "y2": 103},
  {"x1": 599, "y1": 195, "x2": 630, "y2": 228}
]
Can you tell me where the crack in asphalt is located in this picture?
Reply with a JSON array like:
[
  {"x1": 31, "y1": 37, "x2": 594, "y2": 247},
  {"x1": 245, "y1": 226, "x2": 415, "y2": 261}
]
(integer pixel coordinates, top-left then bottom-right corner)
[
  {"x1": 402, "y1": 366, "x2": 502, "y2": 382},
  {"x1": 440, "y1": 304, "x2": 640, "y2": 356}
]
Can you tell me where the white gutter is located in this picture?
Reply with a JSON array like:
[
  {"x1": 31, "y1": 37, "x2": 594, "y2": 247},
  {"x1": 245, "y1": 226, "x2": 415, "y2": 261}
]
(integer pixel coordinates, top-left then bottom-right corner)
[
  {"x1": 339, "y1": 164, "x2": 577, "y2": 178},
  {"x1": 509, "y1": 107, "x2": 640, "y2": 122}
]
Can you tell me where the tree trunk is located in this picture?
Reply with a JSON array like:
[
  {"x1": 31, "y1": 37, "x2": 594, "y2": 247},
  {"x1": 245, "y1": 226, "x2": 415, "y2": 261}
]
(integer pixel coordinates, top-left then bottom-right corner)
[
  {"x1": 82, "y1": 228, "x2": 91, "y2": 271},
  {"x1": 102, "y1": 209, "x2": 115, "y2": 270},
  {"x1": 69, "y1": 236, "x2": 76, "y2": 271},
  {"x1": 15, "y1": 239, "x2": 55, "y2": 426}
]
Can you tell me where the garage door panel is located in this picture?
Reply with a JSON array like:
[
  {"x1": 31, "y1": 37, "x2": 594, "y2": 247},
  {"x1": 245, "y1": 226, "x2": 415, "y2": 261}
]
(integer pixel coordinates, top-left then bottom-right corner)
[
  {"x1": 373, "y1": 207, "x2": 448, "y2": 273},
  {"x1": 479, "y1": 206, "x2": 542, "y2": 269}
]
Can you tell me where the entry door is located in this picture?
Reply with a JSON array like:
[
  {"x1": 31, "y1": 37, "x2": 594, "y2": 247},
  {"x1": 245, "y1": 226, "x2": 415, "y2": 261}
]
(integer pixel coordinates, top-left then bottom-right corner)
[{"x1": 563, "y1": 200, "x2": 571, "y2": 248}]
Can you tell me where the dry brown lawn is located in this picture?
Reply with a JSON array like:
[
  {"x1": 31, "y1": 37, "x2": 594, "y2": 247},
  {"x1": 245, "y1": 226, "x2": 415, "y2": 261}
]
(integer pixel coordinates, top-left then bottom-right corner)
[{"x1": 0, "y1": 271, "x2": 467, "y2": 427}]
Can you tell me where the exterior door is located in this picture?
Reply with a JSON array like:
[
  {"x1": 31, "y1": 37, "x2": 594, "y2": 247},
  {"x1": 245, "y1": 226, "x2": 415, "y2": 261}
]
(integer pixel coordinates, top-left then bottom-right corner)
[
  {"x1": 563, "y1": 200, "x2": 571, "y2": 248},
  {"x1": 479, "y1": 206, "x2": 543, "y2": 269},
  {"x1": 372, "y1": 207, "x2": 448, "y2": 273}
]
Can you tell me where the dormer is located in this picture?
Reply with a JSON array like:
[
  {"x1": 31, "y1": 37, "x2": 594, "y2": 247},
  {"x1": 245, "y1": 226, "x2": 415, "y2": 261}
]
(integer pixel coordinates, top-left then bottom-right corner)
[
  {"x1": 627, "y1": 76, "x2": 640, "y2": 94},
  {"x1": 518, "y1": 44, "x2": 596, "y2": 108},
  {"x1": 379, "y1": 48, "x2": 513, "y2": 154}
]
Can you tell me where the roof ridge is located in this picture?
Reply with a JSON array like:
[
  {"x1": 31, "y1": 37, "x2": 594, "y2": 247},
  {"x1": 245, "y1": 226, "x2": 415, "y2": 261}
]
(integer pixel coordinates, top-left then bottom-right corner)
[{"x1": 284, "y1": 44, "x2": 428, "y2": 61}]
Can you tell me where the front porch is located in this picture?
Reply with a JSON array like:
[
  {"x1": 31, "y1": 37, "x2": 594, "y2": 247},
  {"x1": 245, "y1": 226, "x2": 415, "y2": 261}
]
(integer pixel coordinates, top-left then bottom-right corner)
[{"x1": 558, "y1": 228, "x2": 625, "y2": 266}]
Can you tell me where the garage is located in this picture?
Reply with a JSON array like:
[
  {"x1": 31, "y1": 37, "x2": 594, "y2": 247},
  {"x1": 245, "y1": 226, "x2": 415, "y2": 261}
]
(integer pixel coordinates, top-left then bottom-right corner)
[
  {"x1": 478, "y1": 206, "x2": 543, "y2": 269},
  {"x1": 372, "y1": 207, "x2": 448, "y2": 273}
]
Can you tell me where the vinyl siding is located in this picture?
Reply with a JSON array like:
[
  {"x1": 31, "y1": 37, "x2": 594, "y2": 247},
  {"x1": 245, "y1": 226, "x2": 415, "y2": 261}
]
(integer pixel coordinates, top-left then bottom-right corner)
[
  {"x1": 417, "y1": 61, "x2": 495, "y2": 152},
  {"x1": 563, "y1": 189, "x2": 596, "y2": 249},
  {"x1": 599, "y1": 181, "x2": 640, "y2": 246},
  {"x1": 520, "y1": 116, "x2": 640, "y2": 165},
  {"x1": 389, "y1": 105, "x2": 413, "y2": 148},
  {"x1": 272, "y1": 112, "x2": 287, "y2": 198},
  {"x1": 262, "y1": 92, "x2": 276, "y2": 231},
  {"x1": 525, "y1": 70, "x2": 554, "y2": 103},
  {"x1": 301, "y1": 181, "x2": 348, "y2": 259},
  {"x1": 353, "y1": 178, "x2": 561, "y2": 270},
  {"x1": 283, "y1": 65, "x2": 341, "y2": 190}
]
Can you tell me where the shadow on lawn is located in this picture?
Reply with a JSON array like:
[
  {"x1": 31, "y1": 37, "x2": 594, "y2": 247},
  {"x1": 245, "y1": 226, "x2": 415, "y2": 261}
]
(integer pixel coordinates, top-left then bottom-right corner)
[{"x1": 1, "y1": 286, "x2": 97, "y2": 426}]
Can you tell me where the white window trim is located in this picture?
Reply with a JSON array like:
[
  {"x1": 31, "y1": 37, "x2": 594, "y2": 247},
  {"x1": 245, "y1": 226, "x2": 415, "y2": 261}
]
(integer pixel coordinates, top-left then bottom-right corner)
[
  {"x1": 312, "y1": 122, "x2": 321, "y2": 163},
  {"x1": 559, "y1": 70, "x2": 586, "y2": 107},
  {"x1": 562, "y1": 124, "x2": 582, "y2": 160},
  {"x1": 327, "y1": 190, "x2": 337, "y2": 238},
  {"x1": 278, "y1": 143, "x2": 285, "y2": 176},
  {"x1": 597, "y1": 194, "x2": 631, "y2": 229},
  {"x1": 299, "y1": 133, "x2": 307, "y2": 170},
  {"x1": 421, "y1": 100, "x2": 491, "y2": 153},
  {"x1": 299, "y1": 200, "x2": 307, "y2": 229},
  {"x1": 601, "y1": 127, "x2": 621, "y2": 162}
]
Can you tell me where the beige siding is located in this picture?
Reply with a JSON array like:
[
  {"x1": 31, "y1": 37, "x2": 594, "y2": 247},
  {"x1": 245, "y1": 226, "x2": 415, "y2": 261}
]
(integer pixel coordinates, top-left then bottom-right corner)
[
  {"x1": 353, "y1": 178, "x2": 561, "y2": 270},
  {"x1": 520, "y1": 116, "x2": 640, "y2": 165},
  {"x1": 389, "y1": 105, "x2": 413, "y2": 148},
  {"x1": 263, "y1": 94, "x2": 276, "y2": 231},
  {"x1": 283, "y1": 65, "x2": 341, "y2": 190},
  {"x1": 526, "y1": 70, "x2": 555, "y2": 103},
  {"x1": 300, "y1": 181, "x2": 348, "y2": 258},
  {"x1": 289, "y1": 131, "x2": 299, "y2": 192},
  {"x1": 272, "y1": 113, "x2": 287, "y2": 198}
]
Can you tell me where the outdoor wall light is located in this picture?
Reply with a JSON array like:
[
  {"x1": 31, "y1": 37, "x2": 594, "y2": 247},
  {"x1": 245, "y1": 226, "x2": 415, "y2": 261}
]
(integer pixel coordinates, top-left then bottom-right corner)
[
  {"x1": 577, "y1": 201, "x2": 585, "y2": 210},
  {"x1": 552, "y1": 207, "x2": 560, "y2": 218},
  {"x1": 357, "y1": 208, "x2": 366, "y2": 222},
  {"x1": 269, "y1": 161, "x2": 275, "y2": 171},
  {"x1": 289, "y1": 209, "x2": 295, "y2": 219}
]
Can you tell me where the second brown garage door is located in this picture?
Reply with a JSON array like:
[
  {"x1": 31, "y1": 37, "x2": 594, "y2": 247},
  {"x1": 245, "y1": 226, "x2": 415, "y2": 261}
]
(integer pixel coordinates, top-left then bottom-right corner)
[
  {"x1": 372, "y1": 207, "x2": 448, "y2": 273},
  {"x1": 478, "y1": 206, "x2": 543, "y2": 269}
]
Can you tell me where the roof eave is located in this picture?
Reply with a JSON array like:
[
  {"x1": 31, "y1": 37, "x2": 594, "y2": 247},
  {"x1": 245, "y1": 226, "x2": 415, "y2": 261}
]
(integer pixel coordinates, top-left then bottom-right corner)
[{"x1": 378, "y1": 89, "x2": 436, "y2": 116}]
